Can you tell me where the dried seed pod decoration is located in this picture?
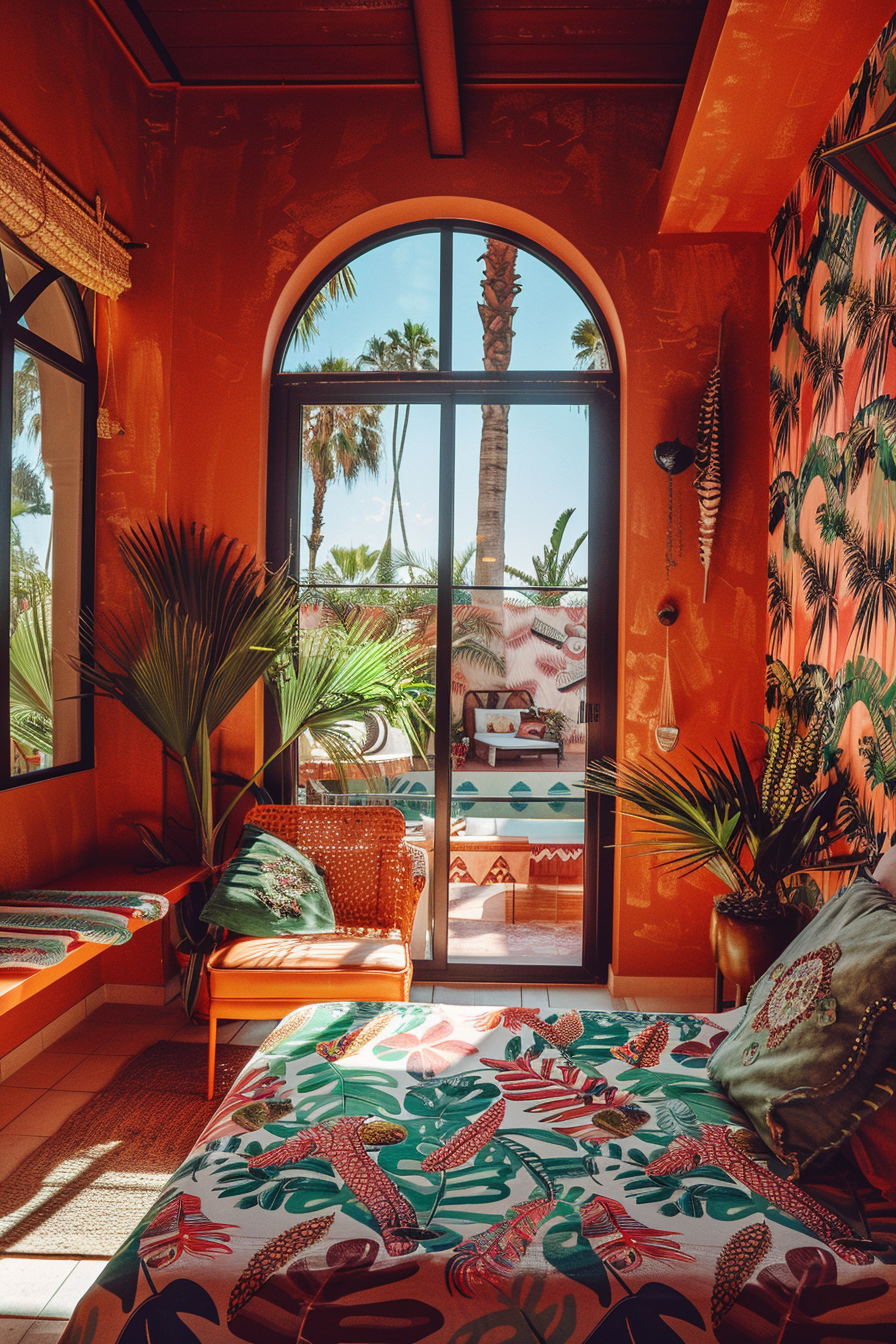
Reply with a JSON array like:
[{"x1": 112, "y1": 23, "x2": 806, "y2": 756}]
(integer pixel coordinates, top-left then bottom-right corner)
[{"x1": 695, "y1": 321, "x2": 724, "y2": 602}]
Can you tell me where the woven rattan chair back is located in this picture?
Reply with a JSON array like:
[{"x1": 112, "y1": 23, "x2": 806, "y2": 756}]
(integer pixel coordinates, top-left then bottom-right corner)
[{"x1": 243, "y1": 804, "x2": 413, "y2": 939}]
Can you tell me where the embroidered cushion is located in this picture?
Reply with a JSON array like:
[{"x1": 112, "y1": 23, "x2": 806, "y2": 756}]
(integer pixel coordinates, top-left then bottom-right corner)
[
  {"x1": 201, "y1": 824, "x2": 336, "y2": 937},
  {"x1": 473, "y1": 708, "x2": 521, "y2": 735},
  {"x1": 708, "y1": 878, "x2": 896, "y2": 1172},
  {"x1": 516, "y1": 720, "x2": 546, "y2": 740}
]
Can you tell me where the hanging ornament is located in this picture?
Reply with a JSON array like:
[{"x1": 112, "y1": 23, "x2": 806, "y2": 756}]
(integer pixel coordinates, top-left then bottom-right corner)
[
  {"x1": 97, "y1": 294, "x2": 125, "y2": 439},
  {"x1": 694, "y1": 321, "x2": 724, "y2": 602},
  {"x1": 653, "y1": 439, "x2": 695, "y2": 579},
  {"x1": 655, "y1": 602, "x2": 679, "y2": 752}
]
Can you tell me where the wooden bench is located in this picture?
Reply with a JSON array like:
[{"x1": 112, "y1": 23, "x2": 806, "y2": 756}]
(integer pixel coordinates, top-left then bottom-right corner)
[{"x1": 0, "y1": 862, "x2": 205, "y2": 1072}]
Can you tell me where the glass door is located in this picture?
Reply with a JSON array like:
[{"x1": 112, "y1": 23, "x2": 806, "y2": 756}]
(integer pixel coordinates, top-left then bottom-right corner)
[{"x1": 444, "y1": 402, "x2": 591, "y2": 968}]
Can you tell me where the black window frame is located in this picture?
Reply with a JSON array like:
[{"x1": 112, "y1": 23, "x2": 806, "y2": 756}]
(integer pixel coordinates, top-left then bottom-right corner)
[
  {"x1": 268, "y1": 221, "x2": 619, "y2": 982},
  {"x1": 0, "y1": 227, "x2": 97, "y2": 791}
]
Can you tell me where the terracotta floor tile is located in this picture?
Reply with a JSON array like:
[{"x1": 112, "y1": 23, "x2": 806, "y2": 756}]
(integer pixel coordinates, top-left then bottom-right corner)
[
  {"x1": 0, "y1": 1090, "x2": 46, "y2": 1127},
  {"x1": 0, "y1": 1136, "x2": 44, "y2": 1182},
  {"x1": 83, "y1": 1003, "x2": 141, "y2": 1026},
  {"x1": 0, "y1": 1319, "x2": 33, "y2": 1343},
  {"x1": 90, "y1": 1025, "x2": 171, "y2": 1056},
  {"x1": 0, "y1": 1260, "x2": 76, "y2": 1316},
  {"x1": 49, "y1": 1023, "x2": 123, "y2": 1055},
  {"x1": 4, "y1": 1090, "x2": 94, "y2": 1138},
  {"x1": 2, "y1": 1055, "x2": 87, "y2": 1091},
  {"x1": 172, "y1": 1020, "x2": 242, "y2": 1045},
  {"x1": 21, "y1": 1322, "x2": 70, "y2": 1342},
  {"x1": 52, "y1": 1056, "x2": 131, "y2": 1093},
  {"x1": 123, "y1": 1003, "x2": 186, "y2": 1026}
]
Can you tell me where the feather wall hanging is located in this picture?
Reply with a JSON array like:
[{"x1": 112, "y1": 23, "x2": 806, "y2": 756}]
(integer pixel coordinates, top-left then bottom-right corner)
[{"x1": 694, "y1": 321, "x2": 723, "y2": 601}]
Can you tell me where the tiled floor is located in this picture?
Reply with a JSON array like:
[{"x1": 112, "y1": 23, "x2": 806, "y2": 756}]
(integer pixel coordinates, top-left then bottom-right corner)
[{"x1": 0, "y1": 981, "x2": 710, "y2": 1333}]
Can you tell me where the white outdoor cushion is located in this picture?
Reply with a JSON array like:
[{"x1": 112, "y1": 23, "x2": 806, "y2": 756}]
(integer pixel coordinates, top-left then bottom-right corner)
[
  {"x1": 464, "y1": 816, "x2": 497, "y2": 836},
  {"x1": 473, "y1": 731, "x2": 558, "y2": 751}
]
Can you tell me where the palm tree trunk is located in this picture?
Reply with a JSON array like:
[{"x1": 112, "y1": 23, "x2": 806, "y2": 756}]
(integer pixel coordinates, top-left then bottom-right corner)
[
  {"x1": 307, "y1": 460, "x2": 328, "y2": 574},
  {"x1": 395, "y1": 404, "x2": 411, "y2": 558},
  {"x1": 473, "y1": 238, "x2": 519, "y2": 610},
  {"x1": 384, "y1": 406, "x2": 400, "y2": 552}
]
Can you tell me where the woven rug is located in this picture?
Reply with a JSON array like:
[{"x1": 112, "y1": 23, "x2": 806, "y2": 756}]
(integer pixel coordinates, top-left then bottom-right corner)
[{"x1": 0, "y1": 1041, "x2": 255, "y2": 1256}]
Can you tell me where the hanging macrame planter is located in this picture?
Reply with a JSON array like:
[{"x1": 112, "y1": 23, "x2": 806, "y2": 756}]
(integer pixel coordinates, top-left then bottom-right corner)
[
  {"x1": 694, "y1": 321, "x2": 724, "y2": 602},
  {"x1": 655, "y1": 602, "x2": 679, "y2": 752}
]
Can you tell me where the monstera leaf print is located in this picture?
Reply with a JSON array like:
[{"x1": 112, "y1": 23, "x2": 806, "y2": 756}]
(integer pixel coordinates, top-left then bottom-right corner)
[
  {"x1": 580, "y1": 1283, "x2": 705, "y2": 1343},
  {"x1": 714, "y1": 1246, "x2": 891, "y2": 1343},
  {"x1": 117, "y1": 1279, "x2": 220, "y2": 1344},
  {"x1": 228, "y1": 1236, "x2": 443, "y2": 1344}
]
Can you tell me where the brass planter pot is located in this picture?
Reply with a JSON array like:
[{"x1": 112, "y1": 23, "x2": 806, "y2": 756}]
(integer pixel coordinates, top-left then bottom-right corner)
[{"x1": 710, "y1": 902, "x2": 801, "y2": 1007}]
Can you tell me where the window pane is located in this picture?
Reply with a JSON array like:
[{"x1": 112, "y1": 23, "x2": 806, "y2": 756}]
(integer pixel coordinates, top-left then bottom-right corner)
[
  {"x1": 1, "y1": 240, "x2": 39, "y2": 300},
  {"x1": 448, "y1": 588, "x2": 586, "y2": 965},
  {"x1": 10, "y1": 348, "x2": 83, "y2": 775},
  {"x1": 298, "y1": 401, "x2": 440, "y2": 581},
  {"x1": 454, "y1": 402, "x2": 589, "y2": 594},
  {"x1": 452, "y1": 232, "x2": 605, "y2": 372},
  {"x1": 281, "y1": 233, "x2": 440, "y2": 372}
]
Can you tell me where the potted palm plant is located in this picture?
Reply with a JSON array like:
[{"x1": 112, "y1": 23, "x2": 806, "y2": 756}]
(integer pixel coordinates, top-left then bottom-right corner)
[
  {"x1": 74, "y1": 518, "x2": 431, "y2": 1014},
  {"x1": 583, "y1": 730, "x2": 864, "y2": 990}
]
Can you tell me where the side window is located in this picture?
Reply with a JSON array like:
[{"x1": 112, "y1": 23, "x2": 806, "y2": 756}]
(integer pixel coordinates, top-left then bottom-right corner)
[{"x1": 1, "y1": 234, "x2": 96, "y2": 785}]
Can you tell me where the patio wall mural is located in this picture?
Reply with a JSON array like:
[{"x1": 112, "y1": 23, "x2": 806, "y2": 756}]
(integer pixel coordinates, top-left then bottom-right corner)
[
  {"x1": 769, "y1": 16, "x2": 896, "y2": 855},
  {"x1": 300, "y1": 600, "x2": 587, "y2": 753}
]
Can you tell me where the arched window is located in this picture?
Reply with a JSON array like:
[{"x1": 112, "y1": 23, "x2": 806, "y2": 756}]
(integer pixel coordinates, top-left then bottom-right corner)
[
  {"x1": 268, "y1": 223, "x2": 618, "y2": 983},
  {"x1": 1, "y1": 227, "x2": 96, "y2": 787}
]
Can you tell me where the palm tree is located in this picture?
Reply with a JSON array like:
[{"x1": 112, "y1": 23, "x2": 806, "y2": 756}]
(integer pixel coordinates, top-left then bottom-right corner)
[
  {"x1": 474, "y1": 238, "x2": 520, "y2": 596},
  {"x1": 800, "y1": 545, "x2": 839, "y2": 661},
  {"x1": 767, "y1": 554, "x2": 792, "y2": 659},
  {"x1": 843, "y1": 521, "x2": 896, "y2": 655},
  {"x1": 846, "y1": 266, "x2": 896, "y2": 400},
  {"x1": 570, "y1": 317, "x2": 609, "y2": 370},
  {"x1": 505, "y1": 508, "x2": 587, "y2": 604},
  {"x1": 12, "y1": 356, "x2": 41, "y2": 442},
  {"x1": 287, "y1": 267, "x2": 357, "y2": 353},
  {"x1": 301, "y1": 357, "x2": 383, "y2": 573},
  {"x1": 360, "y1": 321, "x2": 437, "y2": 567},
  {"x1": 770, "y1": 364, "x2": 802, "y2": 461},
  {"x1": 804, "y1": 328, "x2": 845, "y2": 428},
  {"x1": 317, "y1": 544, "x2": 381, "y2": 584},
  {"x1": 9, "y1": 583, "x2": 53, "y2": 757}
]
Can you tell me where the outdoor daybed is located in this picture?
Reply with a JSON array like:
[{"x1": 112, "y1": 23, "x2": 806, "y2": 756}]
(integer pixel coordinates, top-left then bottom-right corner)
[
  {"x1": 462, "y1": 689, "x2": 562, "y2": 767},
  {"x1": 61, "y1": 910, "x2": 896, "y2": 1344}
]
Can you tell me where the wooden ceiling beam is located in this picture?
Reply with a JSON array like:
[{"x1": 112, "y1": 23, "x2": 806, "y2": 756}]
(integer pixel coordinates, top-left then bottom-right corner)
[{"x1": 411, "y1": 0, "x2": 464, "y2": 158}]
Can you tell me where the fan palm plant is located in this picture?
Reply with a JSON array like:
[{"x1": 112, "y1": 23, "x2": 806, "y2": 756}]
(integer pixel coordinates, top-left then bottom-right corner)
[
  {"x1": 9, "y1": 584, "x2": 53, "y2": 758},
  {"x1": 584, "y1": 734, "x2": 862, "y2": 922},
  {"x1": 75, "y1": 519, "x2": 299, "y2": 869},
  {"x1": 505, "y1": 508, "x2": 587, "y2": 604},
  {"x1": 570, "y1": 317, "x2": 610, "y2": 370}
]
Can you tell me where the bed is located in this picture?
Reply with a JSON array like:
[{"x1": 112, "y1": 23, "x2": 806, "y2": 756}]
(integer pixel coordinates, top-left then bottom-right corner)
[{"x1": 61, "y1": 999, "x2": 896, "y2": 1343}]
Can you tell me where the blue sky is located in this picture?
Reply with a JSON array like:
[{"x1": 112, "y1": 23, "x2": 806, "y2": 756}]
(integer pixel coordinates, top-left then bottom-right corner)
[{"x1": 289, "y1": 232, "x2": 593, "y2": 578}]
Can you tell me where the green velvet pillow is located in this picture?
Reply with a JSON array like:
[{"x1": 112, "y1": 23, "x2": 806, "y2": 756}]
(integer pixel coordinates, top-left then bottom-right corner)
[
  {"x1": 200, "y1": 824, "x2": 336, "y2": 937},
  {"x1": 708, "y1": 877, "x2": 896, "y2": 1173}
]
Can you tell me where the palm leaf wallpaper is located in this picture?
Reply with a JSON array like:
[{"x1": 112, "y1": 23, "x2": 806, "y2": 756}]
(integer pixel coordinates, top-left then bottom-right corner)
[{"x1": 769, "y1": 16, "x2": 896, "y2": 855}]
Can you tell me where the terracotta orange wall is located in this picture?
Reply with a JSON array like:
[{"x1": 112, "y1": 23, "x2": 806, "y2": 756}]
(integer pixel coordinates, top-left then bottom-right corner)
[{"x1": 3, "y1": 5, "x2": 771, "y2": 980}]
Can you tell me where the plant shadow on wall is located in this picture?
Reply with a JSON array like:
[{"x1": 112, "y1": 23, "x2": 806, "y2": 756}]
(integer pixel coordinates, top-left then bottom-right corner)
[
  {"x1": 769, "y1": 17, "x2": 896, "y2": 861},
  {"x1": 72, "y1": 518, "x2": 432, "y2": 1015},
  {"x1": 584, "y1": 661, "x2": 868, "y2": 994}
]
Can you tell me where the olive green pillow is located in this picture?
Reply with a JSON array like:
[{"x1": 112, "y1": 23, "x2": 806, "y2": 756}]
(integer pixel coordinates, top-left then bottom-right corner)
[
  {"x1": 708, "y1": 878, "x2": 896, "y2": 1172},
  {"x1": 200, "y1": 824, "x2": 336, "y2": 937}
]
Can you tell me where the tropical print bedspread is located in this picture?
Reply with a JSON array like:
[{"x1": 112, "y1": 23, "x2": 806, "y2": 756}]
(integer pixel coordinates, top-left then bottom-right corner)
[{"x1": 62, "y1": 1002, "x2": 896, "y2": 1343}]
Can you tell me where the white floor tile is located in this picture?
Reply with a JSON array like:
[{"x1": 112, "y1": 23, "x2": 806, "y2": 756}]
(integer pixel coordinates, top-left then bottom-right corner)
[
  {"x1": 40, "y1": 1262, "x2": 108, "y2": 1319},
  {"x1": 520, "y1": 985, "x2": 550, "y2": 1008},
  {"x1": 229, "y1": 1021, "x2": 280, "y2": 1046},
  {"x1": 408, "y1": 984, "x2": 433, "y2": 1002},
  {"x1": 547, "y1": 985, "x2": 615, "y2": 1010},
  {"x1": 0, "y1": 1261, "x2": 77, "y2": 1317},
  {"x1": 431, "y1": 985, "x2": 522, "y2": 1006}
]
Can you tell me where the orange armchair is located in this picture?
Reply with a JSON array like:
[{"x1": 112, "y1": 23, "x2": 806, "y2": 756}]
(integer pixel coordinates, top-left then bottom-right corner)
[{"x1": 205, "y1": 804, "x2": 421, "y2": 1096}]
